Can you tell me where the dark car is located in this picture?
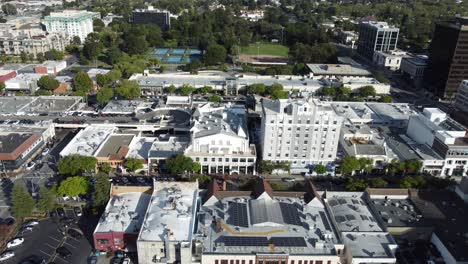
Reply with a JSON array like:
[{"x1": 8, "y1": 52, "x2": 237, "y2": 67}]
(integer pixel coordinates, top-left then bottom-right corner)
[
  {"x1": 55, "y1": 247, "x2": 72, "y2": 259},
  {"x1": 19, "y1": 226, "x2": 34, "y2": 235},
  {"x1": 67, "y1": 228, "x2": 83, "y2": 239},
  {"x1": 73, "y1": 206, "x2": 82, "y2": 217},
  {"x1": 111, "y1": 257, "x2": 122, "y2": 264},
  {"x1": 56, "y1": 208, "x2": 66, "y2": 218}
]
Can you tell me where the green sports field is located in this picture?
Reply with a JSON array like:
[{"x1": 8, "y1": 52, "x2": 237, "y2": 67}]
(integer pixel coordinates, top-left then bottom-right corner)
[{"x1": 240, "y1": 43, "x2": 289, "y2": 58}]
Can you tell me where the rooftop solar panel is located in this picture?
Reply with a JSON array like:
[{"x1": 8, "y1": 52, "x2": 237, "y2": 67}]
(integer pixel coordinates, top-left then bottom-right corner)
[
  {"x1": 329, "y1": 200, "x2": 338, "y2": 207},
  {"x1": 335, "y1": 215, "x2": 346, "y2": 223},
  {"x1": 222, "y1": 236, "x2": 268, "y2": 247},
  {"x1": 279, "y1": 202, "x2": 302, "y2": 226},
  {"x1": 226, "y1": 202, "x2": 248, "y2": 227},
  {"x1": 319, "y1": 211, "x2": 332, "y2": 231},
  {"x1": 270, "y1": 237, "x2": 307, "y2": 247},
  {"x1": 345, "y1": 214, "x2": 356, "y2": 221}
]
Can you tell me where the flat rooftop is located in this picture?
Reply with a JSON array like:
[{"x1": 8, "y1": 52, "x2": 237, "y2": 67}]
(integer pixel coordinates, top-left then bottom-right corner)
[
  {"x1": 95, "y1": 192, "x2": 151, "y2": 234},
  {"x1": 370, "y1": 198, "x2": 422, "y2": 227},
  {"x1": 60, "y1": 126, "x2": 115, "y2": 157},
  {"x1": 148, "y1": 136, "x2": 189, "y2": 159},
  {"x1": 138, "y1": 182, "x2": 198, "y2": 242},
  {"x1": 306, "y1": 64, "x2": 371, "y2": 76},
  {"x1": 342, "y1": 232, "x2": 396, "y2": 259},
  {"x1": 0, "y1": 96, "x2": 82, "y2": 114},
  {"x1": 101, "y1": 100, "x2": 142, "y2": 114},
  {"x1": 126, "y1": 137, "x2": 156, "y2": 160},
  {"x1": 326, "y1": 192, "x2": 384, "y2": 232},
  {"x1": 96, "y1": 134, "x2": 134, "y2": 159}
]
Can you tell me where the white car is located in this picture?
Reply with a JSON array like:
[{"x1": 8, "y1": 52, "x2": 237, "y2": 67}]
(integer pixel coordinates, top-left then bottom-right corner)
[
  {"x1": 24, "y1": 220, "x2": 39, "y2": 226},
  {"x1": 6, "y1": 237, "x2": 24, "y2": 248},
  {"x1": 0, "y1": 251, "x2": 14, "y2": 262},
  {"x1": 41, "y1": 148, "x2": 50, "y2": 156},
  {"x1": 25, "y1": 162, "x2": 36, "y2": 171}
]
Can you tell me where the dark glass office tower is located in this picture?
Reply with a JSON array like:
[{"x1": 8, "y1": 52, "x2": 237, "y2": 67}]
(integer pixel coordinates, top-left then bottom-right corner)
[
  {"x1": 357, "y1": 21, "x2": 399, "y2": 60},
  {"x1": 424, "y1": 17, "x2": 468, "y2": 98},
  {"x1": 132, "y1": 7, "x2": 171, "y2": 29}
]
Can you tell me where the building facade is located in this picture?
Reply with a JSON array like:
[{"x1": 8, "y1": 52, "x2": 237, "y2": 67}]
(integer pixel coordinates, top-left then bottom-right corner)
[
  {"x1": 185, "y1": 103, "x2": 257, "y2": 175},
  {"x1": 455, "y1": 80, "x2": 468, "y2": 113},
  {"x1": 372, "y1": 50, "x2": 406, "y2": 70},
  {"x1": 357, "y1": 21, "x2": 399, "y2": 60},
  {"x1": 0, "y1": 32, "x2": 69, "y2": 57},
  {"x1": 261, "y1": 99, "x2": 343, "y2": 171},
  {"x1": 132, "y1": 6, "x2": 171, "y2": 29},
  {"x1": 43, "y1": 10, "x2": 99, "y2": 42},
  {"x1": 400, "y1": 55, "x2": 428, "y2": 89},
  {"x1": 423, "y1": 17, "x2": 468, "y2": 98}
]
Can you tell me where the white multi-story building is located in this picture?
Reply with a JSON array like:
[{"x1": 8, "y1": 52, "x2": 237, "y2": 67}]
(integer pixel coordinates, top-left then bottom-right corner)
[
  {"x1": 406, "y1": 108, "x2": 468, "y2": 177},
  {"x1": 185, "y1": 103, "x2": 257, "y2": 175},
  {"x1": 455, "y1": 80, "x2": 468, "y2": 113},
  {"x1": 261, "y1": 99, "x2": 343, "y2": 172},
  {"x1": 42, "y1": 10, "x2": 100, "y2": 42},
  {"x1": 372, "y1": 50, "x2": 407, "y2": 70}
]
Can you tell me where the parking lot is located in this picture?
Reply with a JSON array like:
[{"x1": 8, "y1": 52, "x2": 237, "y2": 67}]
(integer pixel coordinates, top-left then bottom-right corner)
[{"x1": 2, "y1": 207, "x2": 94, "y2": 264}]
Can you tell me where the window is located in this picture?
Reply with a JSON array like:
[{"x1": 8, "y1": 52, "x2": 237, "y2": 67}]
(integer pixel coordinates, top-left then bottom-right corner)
[
  {"x1": 160, "y1": 248, "x2": 164, "y2": 253},
  {"x1": 204, "y1": 158, "x2": 207, "y2": 162},
  {"x1": 248, "y1": 158, "x2": 254, "y2": 162},
  {"x1": 219, "y1": 158, "x2": 222, "y2": 162},
  {"x1": 212, "y1": 158, "x2": 216, "y2": 162},
  {"x1": 225, "y1": 158, "x2": 230, "y2": 162},
  {"x1": 215, "y1": 261, "x2": 219, "y2": 264},
  {"x1": 230, "y1": 260, "x2": 234, "y2": 264},
  {"x1": 97, "y1": 239, "x2": 109, "y2": 245},
  {"x1": 288, "y1": 120, "x2": 292, "y2": 124},
  {"x1": 236, "y1": 261, "x2": 240, "y2": 264},
  {"x1": 195, "y1": 157, "x2": 199, "y2": 162},
  {"x1": 240, "y1": 158, "x2": 246, "y2": 162},
  {"x1": 233, "y1": 158, "x2": 239, "y2": 162}
]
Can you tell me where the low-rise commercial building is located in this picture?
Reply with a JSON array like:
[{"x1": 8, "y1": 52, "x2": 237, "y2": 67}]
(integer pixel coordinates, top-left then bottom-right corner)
[
  {"x1": 306, "y1": 64, "x2": 372, "y2": 80},
  {"x1": 4, "y1": 73, "x2": 44, "y2": 93}
]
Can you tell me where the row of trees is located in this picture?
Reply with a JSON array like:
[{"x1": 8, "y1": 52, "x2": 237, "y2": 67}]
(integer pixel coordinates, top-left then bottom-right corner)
[
  {"x1": 57, "y1": 155, "x2": 144, "y2": 176},
  {"x1": 340, "y1": 157, "x2": 423, "y2": 176},
  {"x1": 247, "y1": 83, "x2": 288, "y2": 99},
  {"x1": 345, "y1": 174, "x2": 456, "y2": 191},
  {"x1": 317, "y1": 85, "x2": 392, "y2": 102}
]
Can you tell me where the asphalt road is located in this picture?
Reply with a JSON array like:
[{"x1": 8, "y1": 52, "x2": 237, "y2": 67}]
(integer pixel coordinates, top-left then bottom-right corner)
[{"x1": 4, "y1": 211, "x2": 93, "y2": 264}]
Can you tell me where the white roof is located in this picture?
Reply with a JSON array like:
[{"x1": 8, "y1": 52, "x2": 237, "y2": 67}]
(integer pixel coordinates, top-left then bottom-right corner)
[
  {"x1": 138, "y1": 181, "x2": 198, "y2": 242},
  {"x1": 94, "y1": 192, "x2": 151, "y2": 234},
  {"x1": 60, "y1": 126, "x2": 115, "y2": 157}
]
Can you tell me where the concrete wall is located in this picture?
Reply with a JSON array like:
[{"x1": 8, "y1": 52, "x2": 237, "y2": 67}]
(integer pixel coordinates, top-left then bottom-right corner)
[{"x1": 110, "y1": 185, "x2": 152, "y2": 196}]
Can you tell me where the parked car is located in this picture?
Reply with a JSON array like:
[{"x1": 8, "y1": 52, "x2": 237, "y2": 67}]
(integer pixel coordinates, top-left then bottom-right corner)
[
  {"x1": 122, "y1": 258, "x2": 131, "y2": 264},
  {"x1": 19, "y1": 226, "x2": 34, "y2": 235},
  {"x1": 88, "y1": 256, "x2": 97, "y2": 264},
  {"x1": 282, "y1": 177, "x2": 296, "y2": 182},
  {"x1": 111, "y1": 257, "x2": 122, "y2": 264},
  {"x1": 0, "y1": 251, "x2": 14, "y2": 262},
  {"x1": 73, "y1": 206, "x2": 82, "y2": 217},
  {"x1": 23, "y1": 220, "x2": 39, "y2": 226},
  {"x1": 6, "y1": 237, "x2": 24, "y2": 248},
  {"x1": 25, "y1": 162, "x2": 36, "y2": 171},
  {"x1": 55, "y1": 247, "x2": 72, "y2": 259},
  {"x1": 59, "y1": 217, "x2": 75, "y2": 225},
  {"x1": 56, "y1": 208, "x2": 66, "y2": 218},
  {"x1": 67, "y1": 228, "x2": 83, "y2": 239},
  {"x1": 41, "y1": 148, "x2": 50, "y2": 156}
]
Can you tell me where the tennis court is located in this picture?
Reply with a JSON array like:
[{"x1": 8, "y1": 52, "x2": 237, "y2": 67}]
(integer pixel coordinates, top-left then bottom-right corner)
[{"x1": 147, "y1": 47, "x2": 202, "y2": 65}]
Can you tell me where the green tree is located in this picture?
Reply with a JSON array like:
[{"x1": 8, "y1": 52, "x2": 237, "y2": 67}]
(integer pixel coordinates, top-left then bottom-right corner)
[
  {"x1": 96, "y1": 87, "x2": 113, "y2": 106},
  {"x1": 368, "y1": 177, "x2": 388, "y2": 188},
  {"x1": 375, "y1": 71, "x2": 390, "y2": 84},
  {"x1": 106, "y1": 69, "x2": 122, "y2": 83},
  {"x1": 92, "y1": 174, "x2": 111, "y2": 208},
  {"x1": 166, "y1": 154, "x2": 200, "y2": 175},
  {"x1": 57, "y1": 154, "x2": 97, "y2": 176},
  {"x1": 20, "y1": 52, "x2": 28, "y2": 63},
  {"x1": 37, "y1": 186, "x2": 56, "y2": 212},
  {"x1": 187, "y1": 60, "x2": 203, "y2": 74},
  {"x1": 34, "y1": 90, "x2": 52, "y2": 96},
  {"x1": 37, "y1": 75, "x2": 60, "y2": 90},
  {"x1": 115, "y1": 80, "x2": 140, "y2": 99},
  {"x1": 124, "y1": 158, "x2": 144, "y2": 172},
  {"x1": 399, "y1": 176, "x2": 416, "y2": 188},
  {"x1": 314, "y1": 164, "x2": 327, "y2": 175},
  {"x1": 318, "y1": 86, "x2": 336, "y2": 97},
  {"x1": 341, "y1": 156, "x2": 360, "y2": 175},
  {"x1": 164, "y1": 85, "x2": 177, "y2": 94},
  {"x1": 204, "y1": 44, "x2": 227, "y2": 65},
  {"x1": 269, "y1": 83, "x2": 288, "y2": 99},
  {"x1": 358, "y1": 158, "x2": 373, "y2": 174},
  {"x1": 359, "y1": 85, "x2": 376, "y2": 97},
  {"x1": 247, "y1": 83, "x2": 266, "y2": 94},
  {"x1": 11, "y1": 185, "x2": 34, "y2": 219},
  {"x1": 99, "y1": 163, "x2": 113, "y2": 174},
  {"x1": 208, "y1": 95, "x2": 222, "y2": 102},
  {"x1": 2, "y1": 3, "x2": 17, "y2": 15},
  {"x1": 0, "y1": 81, "x2": 5, "y2": 93},
  {"x1": 386, "y1": 160, "x2": 405, "y2": 176},
  {"x1": 44, "y1": 49, "x2": 64, "y2": 60},
  {"x1": 36, "y1": 52, "x2": 45, "y2": 63},
  {"x1": 404, "y1": 159, "x2": 422, "y2": 174},
  {"x1": 198, "y1": 86, "x2": 213, "y2": 94},
  {"x1": 71, "y1": 36, "x2": 81, "y2": 45},
  {"x1": 73, "y1": 72, "x2": 93, "y2": 94},
  {"x1": 178, "y1": 85, "x2": 196, "y2": 96},
  {"x1": 379, "y1": 95, "x2": 393, "y2": 103},
  {"x1": 269, "y1": 181, "x2": 285, "y2": 191},
  {"x1": 125, "y1": 34, "x2": 149, "y2": 55},
  {"x1": 58, "y1": 176, "x2": 89, "y2": 197},
  {"x1": 93, "y1": 18, "x2": 105, "y2": 31},
  {"x1": 83, "y1": 33, "x2": 103, "y2": 60},
  {"x1": 96, "y1": 74, "x2": 110, "y2": 87},
  {"x1": 345, "y1": 178, "x2": 368, "y2": 191}
]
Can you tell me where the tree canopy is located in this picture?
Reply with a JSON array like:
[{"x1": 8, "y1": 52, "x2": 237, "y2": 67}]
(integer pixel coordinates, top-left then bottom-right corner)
[
  {"x1": 96, "y1": 87, "x2": 113, "y2": 106},
  {"x1": 11, "y1": 185, "x2": 34, "y2": 219},
  {"x1": 92, "y1": 174, "x2": 111, "y2": 208},
  {"x1": 124, "y1": 158, "x2": 144, "y2": 172},
  {"x1": 204, "y1": 44, "x2": 227, "y2": 65},
  {"x1": 57, "y1": 154, "x2": 97, "y2": 176},
  {"x1": 73, "y1": 72, "x2": 93, "y2": 94},
  {"x1": 115, "y1": 80, "x2": 140, "y2": 99},
  {"x1": 166, "y1": 154, "x2": 200, "y2": 175},
  {"x1": 37, "y1": 186, "x2": 56, "y2": 212},
  {"x1": 37, "y1": 75, "x2": 60, "y2": 91},
  {"x1": 58, "y1": 176, "x2": 89, "y2": 197}
]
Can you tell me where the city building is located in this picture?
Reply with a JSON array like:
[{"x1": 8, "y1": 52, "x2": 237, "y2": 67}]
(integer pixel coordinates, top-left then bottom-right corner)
[
  {"x1": 0, "y1": 29, "x2": 69, "y2": 57},
  {"x1": 185, "y1": 103, "x2": 257, "y2": 175},
  {"x1": 195, "y1": 180, "x2": 344, "y2": 264},
  {"x1": 43, "y1": 10, "x2": 100, "y2": 42},
  {"x1": 455, "y1": 177, "x2": 468, "y2": 203},
  {"x1": 95, "y1": 134, "x2": 134, "y2": 169},
  {"x1": 357, "y1": 21, "x2": 399, "y2": 60},
  {"x1": 306, "y1": 64, "x2": 371, "y2": 80},
  {"x1": 0, "y1": 96, "x2": 83, "y2": 115},
  {"x1": 93, "y1": 185, "x2": 152, "y2": 252},
  {"x1": 59, "y1": 126, "x2": 116, "y2": 158},
  {"x1": 339, "y1": 124, "x2": 398, "y2": 169},
  {"x1": 35, "y1": 61, "x2": 67, "y2": 75},
  {"x1": 4, "y1": 73, "x2": 44, "y2": 93},
  {"x1": 424, "y1": 17, "x2": 468, "y2": 98},
  {"x1": 132, "y1": 6, "x2": 171, "y2": 29},
  {"x1": 400, "y1": 55, "x2": 428, "y2": 89},
  {"x1": 372, "y1": 50, "x2": 407, "y2": 70},
  {"x1": 406, "y1": 108, "x2": 468, "y2": 176},
  {"x1": 239, "y1": 10, "x2": 265, "y2": 22},
  {"x1": 454, "y1": 80, "x2": 468, "y2": 114},
  {"x1": 340, "y1": 31, "x2": 358, "y2": 48},
  {"x1": 261, "y1": 99, "x2": 343, "y2": 173},
  {"x1": 0, "y1": 123, "x2": 54, "y2": 171},
  {"x1": 147, "y1": 135, "x2": 189, "y2": 173},
  {"x1": 137, "y1": 181, "x2": 198, "y2": 264}
]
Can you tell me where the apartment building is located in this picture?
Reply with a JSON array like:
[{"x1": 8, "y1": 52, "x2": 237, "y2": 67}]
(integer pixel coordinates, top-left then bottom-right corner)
[
  {"x1": 43, "y1": 10, "x2": 100, "y2": 42},
  {"x1": 260, "y1": 99, "x2": 343, "y2": 172}
]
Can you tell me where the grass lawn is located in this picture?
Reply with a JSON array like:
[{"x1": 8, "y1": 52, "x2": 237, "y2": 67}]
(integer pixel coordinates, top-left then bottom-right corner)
[{"x1": 240, "y1": 42, "x2": 289, "y2": 57}]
